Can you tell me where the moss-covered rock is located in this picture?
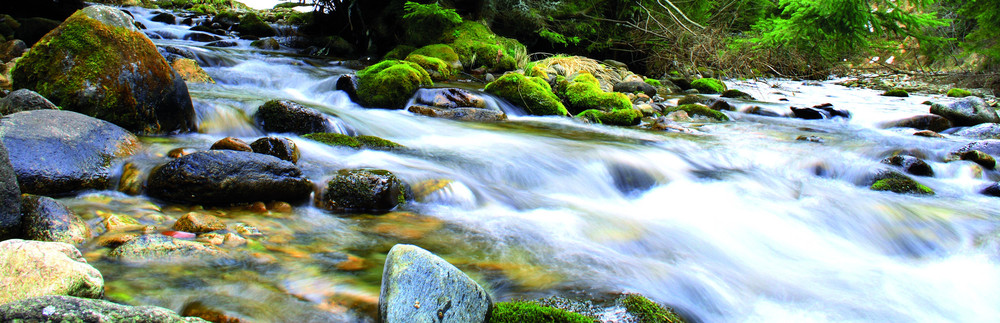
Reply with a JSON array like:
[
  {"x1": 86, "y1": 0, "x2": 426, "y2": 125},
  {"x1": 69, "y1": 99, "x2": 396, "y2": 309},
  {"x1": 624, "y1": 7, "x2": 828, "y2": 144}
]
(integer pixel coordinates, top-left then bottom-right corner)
[
  {"x1": 561, "y1": 73, "x2": 631, "y2": 114},
  {"x1": 171, "y1": 58, "x2": 214, "y2": 84},
  {"x1": 947, "y1": 88, "x2": 972, "y2": 98},
  {"x1": 304, "y1": 132, "x2": 360, "y2": 149},
  {"x1": 320, "y1": 168, "x2": 407, "y2": 213},
  {"x1": 356, "y1": 135, "x2": 403, "y2": 150},
  {"x1": 405, "y1": 54, "x2": 454, "y2": 81},
  {"x1": 0, "y1": 239, "x2": 103, "y2": 304},
  {"x1": 410, "y1": 44, "x2": 462, "y2": 70},
  {"x1": 487, "y1": 301, "x2": 593, "y2": 323},
  {"x1": 871, "y1": 178, "x2": 934, "y2": 195},
  {"x1": 11, "y1": 6, "x2": 196, "y2": 134},
  {"x1": 484, "y1": 73, "x2": 568, "y2": 116},
  {"x1": 576, "y1": 108, "x2": 642, "y2": 126},
  {"x1": 664, "y1": 104, "x2": 729, "y2": 121},
  {"x1": 250, "y1": 38, "x2": 280, "y2": 50},
  {"x1": 720, "y1": 89, "x2": 754, "y2": 100},
  {"x1": 445, "y1": 21, "x2": 526, "y2": 72},
  {"x1": 690, "y1": 78, "x2": 726, "y2": 94},
  {"x1": 384, "y1": 45, "x2": 417, "y2": 60},
  {"x1": 882, "y1": 89, "x2": 909, "y2": 97},
  {"x1": 235, "y1": 12, "x2": 276, "y2": 37},
  {"x1": 355, "y1": 60, "x2": 433, "y2": 109},
  {"x1": 621, "y1": 294, "x2": 686, "y2": 323}
]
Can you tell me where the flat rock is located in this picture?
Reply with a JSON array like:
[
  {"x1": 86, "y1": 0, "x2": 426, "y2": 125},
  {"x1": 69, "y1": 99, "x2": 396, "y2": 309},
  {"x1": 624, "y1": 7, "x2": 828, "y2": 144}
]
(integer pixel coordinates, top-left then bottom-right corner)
[
  {"x1": 147, "y1": 150, "x2": 312, "y2": 205},
  {"x1": 930, "y1": 97, "x2": 999, "y2": 126},
  {"x1": 107, "y1": 234, "x2": 226, "y2": 262},
  {"x1": 407, "y1": 105, "x2": 507, "y2": 122},
  {"x1": 0, "y1": 239, "x2": 103, "y2": 304},
  {"x1": 954, "y1": 123, "x2": 1000, "y2": 139},
  {"x1": 878, "y1": 114, "x2": 952, "y2": 132},
  {"x1": 379, "y1": 244, "x2": 492, "y2": 323},
  {"x1": 413, "y1": 88, "x2": 486, "y2": 109},
  {"x1": 0, "y1": 295, "x2": 208, "y2": 322}
]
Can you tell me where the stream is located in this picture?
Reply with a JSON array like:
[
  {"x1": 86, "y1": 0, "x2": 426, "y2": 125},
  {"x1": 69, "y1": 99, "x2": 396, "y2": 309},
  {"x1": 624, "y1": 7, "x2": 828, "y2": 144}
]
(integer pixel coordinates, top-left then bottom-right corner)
[{"x1": 62, "y1": 6, "x2": 1000, "y2": 323}]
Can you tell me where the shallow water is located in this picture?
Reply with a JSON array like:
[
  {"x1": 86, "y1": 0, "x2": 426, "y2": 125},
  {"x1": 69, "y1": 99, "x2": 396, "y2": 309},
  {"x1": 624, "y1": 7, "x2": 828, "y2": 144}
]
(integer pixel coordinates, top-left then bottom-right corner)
[{"x1": 60, "y1": 6, "x2": 1000, "y2": 322}]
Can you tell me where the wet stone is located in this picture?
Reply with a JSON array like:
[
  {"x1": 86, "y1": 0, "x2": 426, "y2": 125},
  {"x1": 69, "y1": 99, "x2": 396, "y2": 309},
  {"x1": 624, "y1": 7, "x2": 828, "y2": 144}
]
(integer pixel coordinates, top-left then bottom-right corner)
[
  {"x1": 881, "y1": 155, "x2": 934, "y2": 177},
  {"x1": 210, "y1": 136, "x2": 252, "y2": 152},
  {"x1": 173, "y1": 212, "x2": 226, "y2": 233},
  {"x1": 250, "y1": 137, "x2": 299, "y2": 163}
]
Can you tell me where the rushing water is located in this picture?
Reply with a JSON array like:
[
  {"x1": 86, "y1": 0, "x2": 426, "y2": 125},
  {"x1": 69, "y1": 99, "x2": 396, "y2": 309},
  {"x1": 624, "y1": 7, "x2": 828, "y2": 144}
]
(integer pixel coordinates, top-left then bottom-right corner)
[{"x1": 62, "y1": 6, "x2": 1000, "y2": 323}]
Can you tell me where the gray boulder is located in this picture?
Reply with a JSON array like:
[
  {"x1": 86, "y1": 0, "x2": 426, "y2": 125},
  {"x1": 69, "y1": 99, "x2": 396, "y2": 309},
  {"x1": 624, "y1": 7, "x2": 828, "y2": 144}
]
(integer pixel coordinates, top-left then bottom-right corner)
[
  {"x1": 930, "y1": 97, "x2": 999, "y2": 127},
  {"x1": 0, "y1": 139, "x2": 19, "y2": 239},
  {"x1": 146, "y1": 150, "x2": 312, "y2": 205},
  {"x1": 878, "y1": 114, "x2": 952, "y2": 132},
  {"x1": 0, "y1": 89, "x2": 59, "y2": 115},
  {"x1": 320, "y1": 169, "x2": 407, "y2": 213},
  {"x1": 954, "y1": 123, "x2": 1000, "y2": 139},
  {"x1": 407, "y1": 105, "x2": 507, "y2": 122},
  {"x1": 20, "y1": 194, "x2": 91, "y2": 244},
  {"x1": 0, "y1": 110, "x2": 139, "y2": 196},
  {"x1": 954, "y1": 140, "x2": 1000, "y2": 156},
  {"x1": 379, "y1": 244, "x2": 492, "y2": 323},
  {"x1": 108, "y1": 234, "x2": 226, "y2": 262},
  {"x1": 613, "y1": 81, "x2": 657, "y2": 97},
  {"x1": 0, "y1": 239, "x2": 103, "y2": 304},
  {"x1": 0, "y1": 295, "x2": 208, "y2": 322}
]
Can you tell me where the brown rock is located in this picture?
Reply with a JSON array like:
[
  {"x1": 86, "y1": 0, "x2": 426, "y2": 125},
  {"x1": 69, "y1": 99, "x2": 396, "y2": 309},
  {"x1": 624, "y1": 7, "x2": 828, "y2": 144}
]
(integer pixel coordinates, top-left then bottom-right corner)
[
  {"x1": 173, "y1": 212, "x2": 226, "y2": 233},
  {"x1": 171, "y1": 58, "x2": 215, "y2": 84},
  {"x1": 210, "y1": 137, "x2": 252, "y2": 152},
  {"x1": 250, "y1": 137, "x2": 298, "y2": 163}
]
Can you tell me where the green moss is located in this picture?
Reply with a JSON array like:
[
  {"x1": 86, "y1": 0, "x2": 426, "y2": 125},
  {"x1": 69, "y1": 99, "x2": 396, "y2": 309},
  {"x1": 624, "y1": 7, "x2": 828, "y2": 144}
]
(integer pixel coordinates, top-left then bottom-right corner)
[
  {"x1": 356, "y1": 135, "x2": 403, "y2": 150},
  {"x1": 303, "y1": 133, "x2": 360, "y2": 148},
  {"x1": 487, "y1": 301, "x2": 593, "y2": 323},
  {"x1": 526, "y1": 63, "x2": 549, "y2": 79},
  {"x1": 484, "y1": 73, "x2": 568, "y2": 116},
  {"x1": 576, "y1": 108, "x2": 641, "y2": 126},
  {"x1": 446, "y1": 21, "x2": 526, "y2": 72},
  {"x1": 690, "y1": 78, "x2": 726, "y2": 94},
  {"x1": 947, "y1": 88, "x2": 972, "y2": 97},
  {"x1": 410, "y1": 44, "x2": 461, "y2": 68},
  {"x1": 236, "y1": 12, "x2": 276, "y2": 37},
  {"x1": 621, "y1": 294, "x2": 685, "y2": 323},
  {"x1": 644, "y1": 78, "x2": 662, "y2": 87},
  {"x1": 355, "y1": 60, "x2": 433, "y2": 109},
  {"x1": 402, "y1": 1, "x2": 462, "y2": 46},
  {"x1": 871, "y1": 178, "x2": 935, "y2": 195},
  {"x1": 882, "y1": 89, "x2": 909, "y2": 97},
  {"x1": 561, "y1": 73, "x2": 632, "y2": 114},
  {"x1": 384, "y1": 45, "x2": 416, "y2": 60},
  {"x1": 664, "y1": 104, "x2": 729, "y2": 121},
  {"x1": 404, "y1": 54, "x2": 453, "y2": 81}
]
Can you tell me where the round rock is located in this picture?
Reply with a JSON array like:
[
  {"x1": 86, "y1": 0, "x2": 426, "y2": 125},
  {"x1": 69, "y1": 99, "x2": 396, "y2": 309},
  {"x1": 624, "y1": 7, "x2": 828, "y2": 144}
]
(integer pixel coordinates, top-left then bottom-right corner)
[
  {"x1": 147, "y1": 150, "x2": 312, "y2": 205},
  {"x1": 930, "y1": 97, "x2": 999, "y2": 127},
  {"x1": 379, "y1": 244, "x2": 492, "y2": 323},
  {"x1": 20, "y1": 194, "x2": 91, "y2": 244},
  {"x1": 0, "y1": 89, "x2": 58, "y2": 115},
  {"x1": 254, "y1": 100, "x2": 339, "y2": 135},
  {"x1": 320, "y1": 169, "x2": 407, "y2": 213},
  {"x1": 250, "y1": 137, "x2": 299, "y2": 163},
  {"x1": 0, "y1": 239, "x2": 103, "y2": 304}
]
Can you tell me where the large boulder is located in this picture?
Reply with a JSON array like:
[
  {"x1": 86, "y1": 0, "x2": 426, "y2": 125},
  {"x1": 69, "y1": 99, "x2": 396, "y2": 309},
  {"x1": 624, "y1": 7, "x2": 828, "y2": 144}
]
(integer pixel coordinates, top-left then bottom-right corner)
[
  {"x1": 484, "y1": 73, "x2": 568, "y2": 116},
  {"x1": 0, "y1": 295, "x2": 208, "y2": 322},
  {"x1": 954, "y1": 123, "x2": 1000, "y2": 139},
  {"x1": 0, "y1": 110, "x2": 139, "y2": 196},
  {"x1": 20, "y1": 194, "x2": 91, "y2": 244},
  {"x1": 254, "y1": 100, "x2": 338, "y2": 135},
  {"x1": 0, "y1": 89, "x2": 58, "y2": 115},
  {"x1": 877, "y1": 114, "x2": 952, "y2": 132},
  {"x1": 107, "y1": 234, "x2": 226, "y2": 262},
  {"x1": 0, "y1": 139, "x2": 19, "y2": 239},
  {"x1": 0, "y1": 239, "x2": 103, "y2": 304},
  {"x1": 379, "y1": 244, "x2": 492, "y2": 323},
  {"x1": 561, "y1": 73, "x2": 632, "y2": 114},
  {"x1": 0, "y1": 39, "x2": 27, "y2": 63},
  {"x1": 930, "y1": 97, "x2": 999, "y2": 127},
  {"x1": 147, "y1": 150, "x2": 312, "y2": 205},
  {"x1": 320, "y1": 169, "x2": 407, "y2": 213},
  {"x1": 355, "y1": 60, "x2": 433, "y2": 109},
  {"x1": 407, "y1": 105, "x2": 506, "y2": 122},
  {"x1": 11, "y1": 6, "x2": 197, "y2": 135}
]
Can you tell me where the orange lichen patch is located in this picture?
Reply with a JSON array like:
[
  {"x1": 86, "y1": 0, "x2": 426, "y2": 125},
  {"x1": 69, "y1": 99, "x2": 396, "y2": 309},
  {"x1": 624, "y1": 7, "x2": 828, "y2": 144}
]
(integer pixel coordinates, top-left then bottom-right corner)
[{"x1": 171, "y1": 58, "x2": 215, "y2": 84}]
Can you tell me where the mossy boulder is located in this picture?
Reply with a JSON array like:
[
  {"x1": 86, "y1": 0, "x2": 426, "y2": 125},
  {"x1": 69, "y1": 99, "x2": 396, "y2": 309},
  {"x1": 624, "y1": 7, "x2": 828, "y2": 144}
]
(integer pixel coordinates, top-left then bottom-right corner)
[
  {"x1": 620, "y1": 294, "x2": 686, "y2": 323},
  {"x1": 250, "y1": 38, "x2": 280, "y2": 50},
  {"x1": 576, "y1": 108, "x2": 642, "y2": 126},
  {"x1": 235, "y1": 12, "x2": 276, "y2": 37},
  {"x1": 445, "y1": 21, "x2": 525, "y2": 72},
  {"x1": 304, "y1": 133, "x2": 403, "y2": 151},
  {"x1": 880, "y1": 155, "x2": 934, "y2": 177},
  {"x1": 20, "y1": 194, "x2": 91, "y2": 244},
  {"x1": 484, "y1": 73, "x2": 568, "y2": 116},
  {"x1": 882, "y1": 89, "x2": 909, "y2": 97},
  {"x1": 0, "y1": 295, "x2": 208, "y2": 322},
  {"x1": 320, "y1": 168, "x2": 407, "y2": 213},
  {"x1": 171, "y1": 58, "x2": 214, "y2": 84},
  {"x1": 664, "y1": 104, "x2": 729, "y2": 121},
  {"x1": 487, "y1": 301, "x2": 592, "y2": 323},
  {"x1": 410, "y1": 44, "x2": 462, "y2": 70},
  {"x1": 720, "y1": 89, "x2": 754, "y2": 100},
  {"x1": 355, "y1": 60, "x2": 433, "y2": 109},
  {"x1": 356, "y1": 135, "x2": 403, "y2": 150},
  {"x1": 11, "y1": 6, "x2": 197, "y2": 134},
  {"x1": 405, "y1": 54, "x2": 454, "y2": 81},
  {"x1": 690, "y1": 78, "x2": 726, "y2": 94},
  {"x1": 869, "y1": 172, "x2": 934, "y2": 195},
  {"x1": 959, "y1": 150, "x2": 996, "y2": 170},
  {"x1": 947, "y1": 88, "x2": 972, "y2": 97},
  {"x1": 146, "y1": 150, "x2": 313, "y2": 205},
  {"x1": 0, "y1": 239, "x2": 103, "y2": 304},
  {"x1": 561, "y1": 73, "x2": 631, "y2": 114}
]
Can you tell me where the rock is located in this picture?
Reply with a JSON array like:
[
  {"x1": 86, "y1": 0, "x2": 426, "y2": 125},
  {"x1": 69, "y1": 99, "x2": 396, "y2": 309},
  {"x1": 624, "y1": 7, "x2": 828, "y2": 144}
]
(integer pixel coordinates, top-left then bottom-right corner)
[
  {"x1": 11, "y1": 6, "x2": 197, "y2": 134},
  {"x1": 336, "y1": 74, "x2": 360, "y2": 103},
  {"x1": 251, "y1": 38, "x2": 280, "y2": 50},
  {"x1": 171, "y1": 58, "x2": 215, "y2": 84},
  {"x1": 489, "y1": 301, "x2": 593, "y2": 323},
  {"x1": 613, "y1": 81, "x2": 656, "y2": 97},
  {"x1": 107, "y1": 234, "x2": 225, "y2": 262},
  {"x1": 0, "y1": 39, "x2": 27, "y2": 62},
  {"x1": 959, "y1": 150, "x2": 996, "y2": 170},
  {"x1": 484, "y1": 73, "x2": 567, "y2": 116},
  {"x1": 882, "y1": 89, "x2": 909, "y2": 97},
  {"x1": 0, "y1": 295, "x2": 208, "y2": 322},
  {"x1": 0, "y1": 239, "x2": 103, "y2": 303},
  {"x1": 151, "y1": 12, "x2": 176, "y2": 24},
  {"x1": 930, "y1": 97, "x2": 998, "y2": 126},
  {"x1": 576, "y1": 108, "x2": 642, "y2": 126},
  {"x1": 20, "y1": 195, "x2": 91, "y2": 244},
  {"x1": 250, "y1": 137, "x2": 299, "y2": 163},
  {"x1": 147, "y1": 150, "x2": 312, "y2": 205},
  {"x1": 663, "y1": 104, "x2": 729, "y2": 121},
  {"x1": 869, "y1": 172, "x2": 934, "y2": 195},
  {"x1": 619, "y1": 294, "x2": 686, "y2": 323},
  {"x1": 355, "y1": 60, "x2": 433, "y2": 109},
  {"x1": 796, "y1": 135, "x2": 825, "y2": 143},
  {"x1": 413, "y1": 88, "x2": 485, "y2": 109},
  {"x1": 184, "y1": 32, "x2": 223, "y2": 42},
  {"x1": 947, "y1": 88, "x2": 972, "y2": 98},
  {"x1": 210, "y1": 137, "x2": 252, "y2": 152},
  {"x1": 447, "y1": 21, "x2": 525, "y2": 72},
  {"x1": 379, "y1": 244, "x2": 492, "y2": 323},
  {"x1": 236, "y1": 12, "x2": 276, "y2": 38},
  {"x1": 954, "y1": 140, "x2": 1000, "y2": 156},
  {"x1": 173, "y1": 212, "x2": 226, "y2": 233},
  {"x1": 742, "y1": 106, "x2": 783, "y2": 117},
  {"x1": 721, "y1": 89, "x2": 754, "y2": 100},
  {"x1": 0, "y1": 110, "x2": 139, "y2": 195},
  {"x1": 561, "y1": 73, "x2": 632, "y2": 114},
  {"x1": 690, "y1": 78, "x2": 726, "y2": 94},
  {"x1": 206, "y1": 40, "x2": 238, "y2": 47},
  {"x1": 878, "y1": 114, "x2": 952, "y2": 132},
  {"x1": 254, "y1": 100, "x2": 338, "y2": 135},
  {"x1": 0, "y1": 89, "x2": 58, "y2": 115},
  {"x1": 409, "y1": 44, "x2": 462, "y2": 71},
  {"x1": 954, "y1": 123, "x2": 1000, "y2": 139},
  {"x1": 913, "y1": 130, "x2": 945, "y2": 138},
  {"x1": 790, "y1": 103, "x2": 850, "y2": 120},
  {"x1": 677, "y1": 94, "x2": 708, "y2": 106},
  {"x1": 407, "y1": 105, "x2": 507, "y2": 122},
  {"x1": 981, "y1": 183, "x2": 1000, "y2": 197},
  {"x1": 881, "y1": 155, "x2": 934, "y2": 177},
  {"x1": 320, "y1": 169, "x2": 407, "y2": 213},
  {"x1": 0, "y1": 139, "x2": 20, "y2": 239},
  {"x1": 406, "y1": 54, "x2": 456, "y2": 81},
  {"x1": 609, "y1": 163, "x2": 657, "y2": 196}
]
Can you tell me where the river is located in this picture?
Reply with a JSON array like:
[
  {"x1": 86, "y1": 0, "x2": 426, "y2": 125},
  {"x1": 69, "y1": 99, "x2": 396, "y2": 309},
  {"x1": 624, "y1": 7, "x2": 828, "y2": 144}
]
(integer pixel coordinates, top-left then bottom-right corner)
[{"x1": 65, "y1": 6, "x2": 1000, "y2": 323}]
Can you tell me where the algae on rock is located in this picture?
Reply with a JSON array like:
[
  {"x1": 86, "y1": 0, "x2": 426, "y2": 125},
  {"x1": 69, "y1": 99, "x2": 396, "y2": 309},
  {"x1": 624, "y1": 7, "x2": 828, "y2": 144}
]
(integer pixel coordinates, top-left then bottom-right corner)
[
  {"x1": 355, "y1": 60, "x2": 433, "y2": 109},
  {"x1": 485, "y1": 73, "x2": 568, "y2": 116}
]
